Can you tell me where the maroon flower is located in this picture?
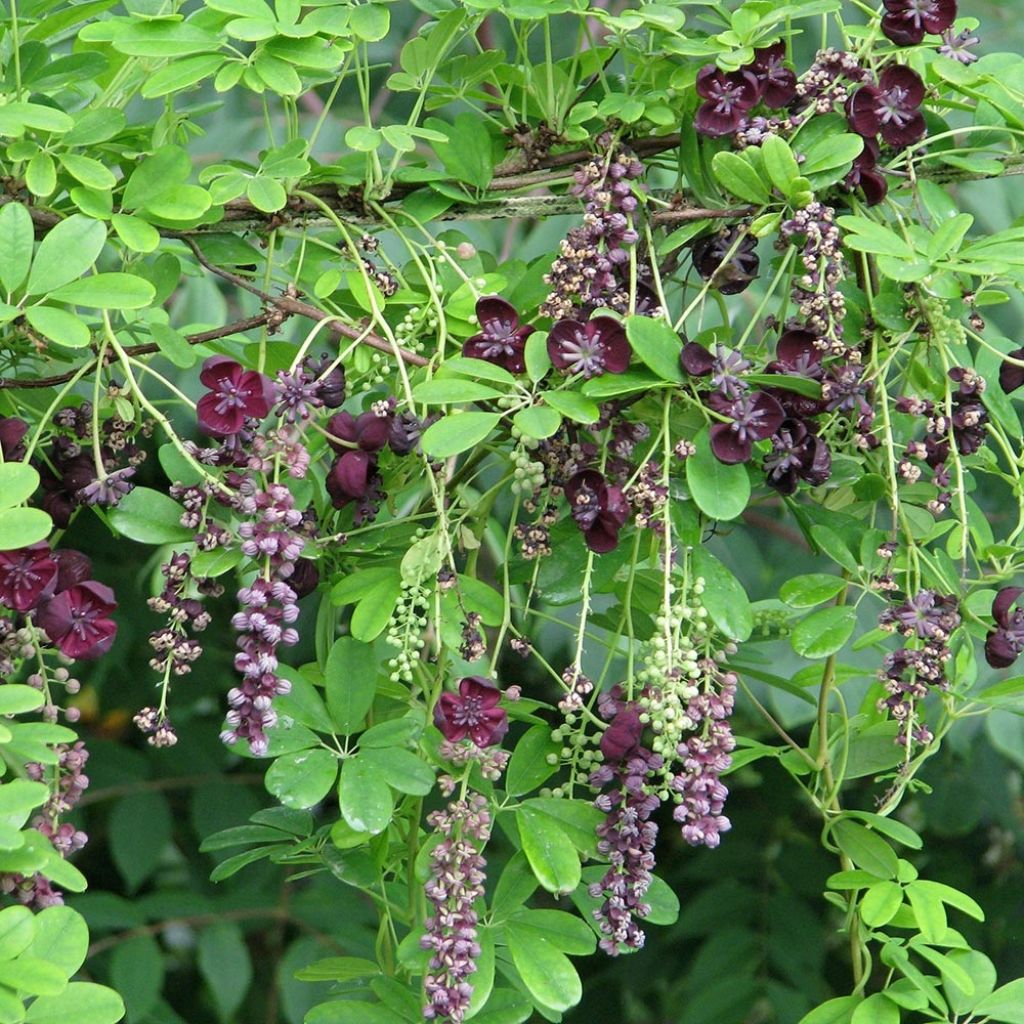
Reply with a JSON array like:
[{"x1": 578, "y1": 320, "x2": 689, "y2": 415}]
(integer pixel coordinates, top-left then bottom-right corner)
[
  {"x1": 289, "y1": 558, "x2": 320, "y2": 599},
  {"x1": 548, "y1": 317, "x2": 630, "y2": 378},
  {"x1": 462, "y1": 296, "x2": 534, "y2": 374},
  {"x1": 0, "y1": 418, "x2": 28, "y2": 461},
  {"x1": 39, "y1": 581, "x2": 117, "y2": 660},
  {"x1": 434, "y1": 676, "x2": 508, "y2": 747},
  {"x1": 708, "y1": 391, "x2": 786, "y2": 464},
  {"x1": 564, "y1": 470, "x2": 630, "y2": 553},
  {"x1": 326, "y1": 450, "x2": 375, "y2": 508},
  {"x1": 999, "y1": 348, "x2": 1024, "y2": 394},
  {"x1": 325, "y1": 410, "x2": 392, "y2": 453},
  {"x1": 691, "y1": 230, "x2": 760, "y2": 295},
  {"x1": 196, "y1": 356, "x2": 272, "y2": 437},
  {"x1": 764, "y1": 419, "x2": 832, "y2": 494},
  {"x1": 0, "y1": 543, "x2": 58, "y2": 612},
  {"x1": 847, "y1": 66, "x2": 927, "y2": 148},
  {"x1": 845, "y1": 138, "x2": 888, "y2": 206},
  {"x1": 52, "y1": 549, "x2": 93, "y2": 593},
  {"x1": 985, "y1": 588, "x2": 1024, "y2": 669},
  {"x1": 882, "y1": 0, "x2": 956, "y2": 46},
  {"x1": 748, "y1": 43, "x2": 798, "y2": 108},
  {"x1": 680, "y1": 341, "x2": 715, "y2": 377},
  {"x1": 694, "y1": 65, "x2": 760, "y2": 137},
  {"x1": 600, "y1": 706, "x2": 644, "y2": 762}
]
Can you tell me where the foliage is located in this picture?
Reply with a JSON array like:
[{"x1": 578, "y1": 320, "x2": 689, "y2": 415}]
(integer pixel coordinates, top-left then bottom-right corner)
[{"x1": 0, "y1": 0, "x2": 1023, "y2": 1023}]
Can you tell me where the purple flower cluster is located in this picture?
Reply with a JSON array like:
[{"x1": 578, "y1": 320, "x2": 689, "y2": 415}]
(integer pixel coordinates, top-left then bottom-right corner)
[
  {"x1": 421, "y1": 794, "x2": 492, "y2": 1022},
  {"x1": 894, "y1": 368, "x2": 987, "y2": 515},
  {"x1": 878, "y1": 590, "x2": 961, "y2": 745},
  {"x1": 694, "y1": 44, "x2": 798, "y2": 138},
  {"x1": 221, "y1": 577, "x2": 298, "y2": 756},
  {"x1": 588, "y1": 693, "x2": 662, "y2": 956},
  {"x1": 985, "y1": 588, "x2": 1024, "y2": 669},
  {"x1": 1, "y1": 742, "x2": 90, "y2": 908},
  {"x1": 541, "y1": 140, "x2": 644, "y2": 321},
  {"x1": 672, "y1": 668, "x2": 736, "y2": 849}
]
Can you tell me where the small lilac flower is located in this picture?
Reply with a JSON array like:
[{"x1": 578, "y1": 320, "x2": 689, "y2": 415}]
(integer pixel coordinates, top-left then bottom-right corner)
[
  {"x1": 748, "y1": 43, "x2": 798, "y2": 107},
  {"x1": 564, "y1": 470, "x2": 630, "y2": 553},
  {"x1": 708, "y1": 391, "x2": 786, "y2": 464},
  {"x1": 985, "y1": 588, "x2": 1024, "y2": 669},
  {"x1": 39, "y1": 581, "x2": 117, "y2": 660},
  {"x1": 999, "y1": 348, "x2": 1024, "y2": 394},
  {"x1": 196, "y1": 356, "x2": 272, "y2": 437},
  {"x1": 0, "y1": 543, "x2": 58, "y2": 612},
  {"x1": 78, "y1": 466, "x2": 136, "y2": 507},
  {"x1": 938, "y1": 27, "x2": 980, "y2": 64},
  {"x1": 845, "y1": 138, "x2": 888, "y2": 206},
  {"x1": 882, "y1": 0, "x2": 957, "y2": 46},
  {"x1": 434, "y1": 677, "x2": 508, "y2": 747},
  {"x1": 847, "y1": 66, "x2": 927, "y2": 148},
  {"x1": 694, "y1": 65, "x2": 760, "y2": 136},
  {"x1": 462, "y1": 296, "x2": 534, "y2": 375},
  {"x1": 691, "y1": 229, "x2": 760, "y2": 295},
  {"x1": 0, "y1": 418, "x2": 28, "y2": 460},
  {"x1": 548, "y1": 317, "x2": 631, "y2": 378}
]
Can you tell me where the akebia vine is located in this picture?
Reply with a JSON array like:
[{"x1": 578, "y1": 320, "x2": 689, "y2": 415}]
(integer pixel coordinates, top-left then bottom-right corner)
[{"x1": 1, "y1": 1, "x2": 1024, "y2": 1022}]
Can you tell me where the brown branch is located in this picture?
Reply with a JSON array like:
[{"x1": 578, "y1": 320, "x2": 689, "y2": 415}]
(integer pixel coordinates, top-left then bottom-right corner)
[{"x1": 184, "y1": 238, "x2": 428, "y2": 368}]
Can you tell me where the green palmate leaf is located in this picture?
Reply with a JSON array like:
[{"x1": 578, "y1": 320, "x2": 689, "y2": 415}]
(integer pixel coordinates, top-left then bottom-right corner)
[
  {"x1": 110, "y1": 214, "x2": 160, "y2": 254},
  {"x1": 849, "y1": 994, "x2": 899, "y2": 1024},
  {"x1": 23, "y1": 305, "x2": 91, "y2": 348},
  {"x1": 974, "y1": 979, "x2": 1024, "y2": 1023},
  {"x1": 0, "y1": 464, "x2": 40, "y2": 509},
  {"x1": 426, "y1": 112, "x2": 494, "y2": 189},
  {"x1": 338, "y1": 756, "x2": 393, "y2": 834},
  {"x1": 506, "y1": 910, "x2": 596, "y2": 956},
  {"x1": 26, "y1": 907, "x2": 88, "y2": 979},
  {"x1": 0, "y1": 685, "x2": 45, "y2": 716},
  {"x1": 692, "y1": 546, "x2": 753, "y2": 642},
  {"x1": 325, "y1": 637, "x2": 379, "y2": 734},
  {"x1": 780, "y1": 573, "x2": 847, "y2": 608},
  {"x1": 359, "y1": 748, "x2": 434, "y2": 796},
  {"x1": 246, "y1": 175, "x2": 288, "y2": 213},
  {"x1": 24, "y1": 983, "x2": 124, "y2": 1024},
  {"x1": 505, "y1": 923, "x2": 582, "y2": 1013},
  {"x1": 421, "y1": 412, "x2": 502, "y2": 458},
  {"x1": 412, "y1": 379, "x2": 504, "y2": 404},
  {"x1": 109, "y1": 933, "x2": 162, "y2": 1023},
  {"x1": 108, "y1": 791, "x2": 173, "y2": 892},
  {"x1": 0, "y1": 203, "x2": 34, "y2": 291},
  {"x1": 711, "y1": 151, "x2": 770, "y2": 204},
  {"x1": 799, "y1": 132, "x2": 864, "y2": 176},
  {"x1": 0, "y1": 508, "x2": 53, "y2": 551},
  {"x1": 294, "y1": 957, "x2": 380, "y2": 983},
  {"x1": 57, "y1": 153, "x2": 116, "y2": 190},
  {"x1": 305, "y1": 1002, "x2": 405, "y2": 1024},
  {"x1": 140, "y1": 53, "x2": 224, "y2": 98},
  {"x1": 686, "y1": 428, "x2": 751, "y2": 521},
  {"x1": 48, "y1": 273, "x2": 155, "y2": 309},
  {"x1": 513, "y1": 405, "x2": 561, "y2": 440},
  {"x1": 860, "y1": 881, "x2": 904, "y2": 928},
  {"x1": 108, "y1": 487, "x2": 193, "y2": 544},
  {"x1": 506, "y1": 725, "x2": 560, "y2": 796},
  {"x1": 25, "y1": 214, "x2": 106, "y2": 295},
  {"x1": 542, "y1": 391, "x2": 600, "y2": 424},
  {"x1": 790, "y1": 605, "x2": 857, "y2": 659},
  {"x1": 760, "y1": 135, "x2": 801, "y2": 198},
  {"x1": 517, "y1": 804, "x2": 581, "y2": 895},
  {"x1": 835, "y1": 216, "x2": 915, "y2": 259},
  {"x1": 832, "y1": 821, "x2": 898, "y2": 880},
  {"x1": 265, "y1": 749, "x2": 339, "y2": 810},
  {"x1": 197, "y1": 923, "x2": 253, "y2": 1023},
  {"x1": 624, "y1": 315, "x2": 684, "y2": 383},
  {"x1": 798, "y1": 996, "x2": 862, "y2": 1024},
  {"x1": 0, "y1": 907, "x2": 35, "y2": 960}
]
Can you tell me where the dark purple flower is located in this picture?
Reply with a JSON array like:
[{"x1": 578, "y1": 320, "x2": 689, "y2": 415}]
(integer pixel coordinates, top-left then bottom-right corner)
[
  {"x1": 326, "y1": 450, "x2": 375, "y2": 508},
  {"x1": 845, "y1": 137, "x2": 888, "y2": 206},
  {"x1": 0, "y1": 418, "x2": 28, "y2": 461},
  {"x1": 302, "y1": 355, "x2": 346, "y2": 408},
  {"x1": 999, "y1": 348, "x2": 1024, "y2": 394},
  {"x1": 325, "y1": 410, "x2": 392, "y2": 453},
  {"x1": 196, "y1": 356, "x2": 272, "y2": 437},
  {"x1": 847, "y1": 66, "x2": 927, "y2": 148},
  {"x1": 882, "y1": 0, "x2": 957, "y2": 46},
  {"x1": 748, "y1": 43, "x2": 798, "y2": 107},
  {"x1": 680, "y1": 341, "x2": 715, "y2": 377},
  {"x1": 0, "y1": 543, "x2": 58, "y2": 612},
  {"x1": 434, "y1": 676, "x2": 508, "y2": 747},
  {"x1": 548, "y1": 317, "x2": 631, "y2": 378},
  {"x1": 39, "y1": 581, "x2": 117, "y2": 660},
  {"x1": 52, "y1": 549, "x2": 93, "y2": 593},
  {"x1": 600, "y1": 706, "x2": 644, "y2": 762},
  {"x1": 564, "y1": 470, "x2": 630, "y2": 553},
  {"x1": 766, "y1": 330, "x2": 827, "y2": 417},
  {"x1": 708, "y1": 391, "x2": 786, "y2": 464},
  {"x1": 764, "y1": 419, "x2": 832, "y2": 494},
  {"x1": 694, "y1": 65, "x2": 760, "y2": 136},
  {"x1": 289, "y1": 558, "x2": 320, "y2": 599},
  {"x1": 691, "y1": 230, "x2": 760, "y2": 295},
  {"x1": 462, "y1": 296, "x2": 534, "y2": 375},
  {"x1": 985, "y1": 588, "x2": 1024, "y2": 669}
]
